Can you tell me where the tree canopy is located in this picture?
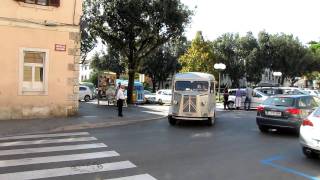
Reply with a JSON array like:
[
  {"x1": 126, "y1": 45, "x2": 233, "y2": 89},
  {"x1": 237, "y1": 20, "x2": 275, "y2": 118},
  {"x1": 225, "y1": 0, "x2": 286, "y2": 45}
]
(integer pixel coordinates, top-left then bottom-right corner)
[
  {"x1": 139, "y1": 44, "x2": 181, "y2": 92},
  {"x1": 86, "y1": 0, "x2": 192, "y2": 103},
  {"x1": 90, "y1": 47, "x2": 126, "y2": 79},
  {"x1": 179, "y1": 31, "x2": 216, "y2": 74}
]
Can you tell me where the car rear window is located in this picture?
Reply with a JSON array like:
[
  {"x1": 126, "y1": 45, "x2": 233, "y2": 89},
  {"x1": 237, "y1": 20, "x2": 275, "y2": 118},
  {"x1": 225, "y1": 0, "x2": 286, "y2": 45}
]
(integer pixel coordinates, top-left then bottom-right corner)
[
  {"x1": 255, "y1": 88, "x2": 283, "y2": 96},
  {"x1": 313, "y1": 108, "x2": 320, "y2": 117},
  {"x1": 297, "y1": 96, "x2": 319, "y2": 108},
  {"x1": 263, "y1": 97, "x2": 294, "y2": 107}
]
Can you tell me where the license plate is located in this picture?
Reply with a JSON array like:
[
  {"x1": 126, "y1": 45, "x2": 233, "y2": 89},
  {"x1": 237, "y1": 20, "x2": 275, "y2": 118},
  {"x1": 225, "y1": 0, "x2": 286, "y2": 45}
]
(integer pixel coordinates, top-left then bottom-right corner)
[{"x1": 265, "y1": 111, "x2": 282, "y2": 117}]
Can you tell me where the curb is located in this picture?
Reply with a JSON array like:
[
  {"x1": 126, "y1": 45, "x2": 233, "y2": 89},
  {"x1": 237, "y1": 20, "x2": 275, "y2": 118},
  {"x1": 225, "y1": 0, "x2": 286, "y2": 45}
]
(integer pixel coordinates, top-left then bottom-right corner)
[
  {"x1": 49, "y1": 115, "x2": 167, "y2": 132},
  {"x1": 0, "y1": 115, "x2": 167, "y2": 137}
]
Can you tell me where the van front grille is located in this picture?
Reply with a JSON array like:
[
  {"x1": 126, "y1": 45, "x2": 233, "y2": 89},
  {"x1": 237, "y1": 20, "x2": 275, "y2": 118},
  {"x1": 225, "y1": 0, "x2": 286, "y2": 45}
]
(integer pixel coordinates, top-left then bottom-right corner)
[{"x1": 183, "y1": 95, "x2": 197, "y2": 113}]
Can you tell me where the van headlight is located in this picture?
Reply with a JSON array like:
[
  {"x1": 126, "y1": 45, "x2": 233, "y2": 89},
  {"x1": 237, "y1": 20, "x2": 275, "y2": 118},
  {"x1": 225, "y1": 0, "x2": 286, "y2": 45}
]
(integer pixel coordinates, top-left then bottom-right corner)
[{"x1": 173, "y1": 100, "x2": 178, "y2": 105}]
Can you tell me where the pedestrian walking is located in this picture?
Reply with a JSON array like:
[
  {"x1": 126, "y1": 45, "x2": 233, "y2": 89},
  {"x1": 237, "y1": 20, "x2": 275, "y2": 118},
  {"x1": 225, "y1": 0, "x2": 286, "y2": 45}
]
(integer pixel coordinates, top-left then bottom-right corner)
[
  {"x1": 116, "y1": 85, "x2": 125, "y2": 117},
  {"x1": 244, "y1": 86, "x2": 253, "y2": 111},
  {"x1": 235, "y1": 87, "x2": 242, "y2": 110},
  {"x1": 223, "y1": 87, "x2": 229, "y2": 110}
]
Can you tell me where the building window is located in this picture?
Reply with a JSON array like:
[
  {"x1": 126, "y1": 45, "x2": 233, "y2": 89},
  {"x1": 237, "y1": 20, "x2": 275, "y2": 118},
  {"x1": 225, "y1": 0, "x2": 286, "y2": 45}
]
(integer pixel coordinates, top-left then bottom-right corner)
[
  {"x1": 15, "y1": 0, "x2": 60, "y2": 7},
  {"x1": 19, "y1": 48, "x2": 49, "y2": 95}
]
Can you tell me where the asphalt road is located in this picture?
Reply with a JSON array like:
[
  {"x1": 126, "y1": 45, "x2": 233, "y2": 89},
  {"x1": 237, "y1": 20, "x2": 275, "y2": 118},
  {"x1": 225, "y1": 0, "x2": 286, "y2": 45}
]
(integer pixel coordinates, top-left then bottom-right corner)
[{"x1": 0, "y1": 110, "x2": 319, "y2": 180}]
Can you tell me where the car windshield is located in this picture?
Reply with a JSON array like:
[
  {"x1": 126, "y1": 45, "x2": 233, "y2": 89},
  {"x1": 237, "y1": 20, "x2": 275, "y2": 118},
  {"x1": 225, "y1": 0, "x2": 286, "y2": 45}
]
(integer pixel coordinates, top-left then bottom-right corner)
[
  {"x1": 263, "y1": 97, "x2": 295, "y2": 107},
  {"x1": 163, "y1": 91, "x2": 172, "y2": 95},
  {"x1": 175, "y1": 81, "x2": 209, "y2": 92},
  {"x1": 313, "y1": 107, "x2": 320, "y2": 117},
  {"x1": 144, "y1": 90, "x2": 151, "y2": 95},
  {"x1": 255, "y1": 88, "x2": 283, "y2": 96}
]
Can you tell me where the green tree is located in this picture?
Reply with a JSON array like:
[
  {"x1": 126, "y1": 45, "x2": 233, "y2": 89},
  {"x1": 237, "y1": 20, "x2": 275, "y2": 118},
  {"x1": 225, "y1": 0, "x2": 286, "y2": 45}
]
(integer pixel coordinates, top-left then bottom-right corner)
[
  {"x1": 213, "y1": 33, "x2": 244, "y2": 87},
  {"x1": 90, "y1": 48, "x2": 126, "y2": 79},
  {"x1": 238, "y1": 32, "x2": 262, "y2": 84},
  {"x1": 140, "y1": 44, "x2": 181, "y2": 92},
  {"x1": 269, "y1": 34, "x2": 318, "y2": 85},
  {"x1": 87, "y1": 0, "x2": 192, "y2": 104},
  {"x1": 80, "y1": 0, "x2": 96, "y2": 63},
  {"x1": 305, "y1": 41, "x2": 320, "y2": 85},
  {"x1": 179, "y1": 31, "x2": 216, "y2": 74}
]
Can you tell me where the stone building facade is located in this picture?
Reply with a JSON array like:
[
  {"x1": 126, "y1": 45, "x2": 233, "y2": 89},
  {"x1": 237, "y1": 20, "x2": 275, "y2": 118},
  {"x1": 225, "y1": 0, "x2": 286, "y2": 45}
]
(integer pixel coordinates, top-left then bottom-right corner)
[{"x1": 0, "y1": 0, "x2": 82, "y2": 119}]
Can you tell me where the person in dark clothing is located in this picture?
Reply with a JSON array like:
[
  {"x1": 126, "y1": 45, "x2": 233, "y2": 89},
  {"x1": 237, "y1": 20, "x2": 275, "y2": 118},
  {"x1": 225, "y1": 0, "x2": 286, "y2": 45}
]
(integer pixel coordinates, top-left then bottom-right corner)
[{"x1": 223, "y1": 87, "x2": 229, "y2": 110}]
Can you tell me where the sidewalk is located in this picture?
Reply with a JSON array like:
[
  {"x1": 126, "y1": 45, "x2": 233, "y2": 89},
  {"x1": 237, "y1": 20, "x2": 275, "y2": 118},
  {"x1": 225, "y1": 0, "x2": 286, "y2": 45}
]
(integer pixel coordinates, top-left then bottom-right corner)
[{"x1": 0, "y1": 101, "x2": 169, "y2": 137}]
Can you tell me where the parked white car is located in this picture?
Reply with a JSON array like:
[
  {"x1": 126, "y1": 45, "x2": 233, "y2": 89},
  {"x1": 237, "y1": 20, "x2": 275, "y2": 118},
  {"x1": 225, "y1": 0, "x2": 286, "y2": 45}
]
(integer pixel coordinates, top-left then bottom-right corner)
[
  {"x1": 300, "y1": 107, "x2": 320, "y2": 158},
  {"x1": 254, "y1": 87, "x2": 307, "y2": 96},
  {"x1": 227, "y1": 89, "x2": 268, "y2": 109},
  {"x1": 144, "y1": 90, "x2": 156, "y2": 104},
  {"x1": 156, "y1": 89, "x2": 172, "y2": 105},
  {"x1": 79, "y1": 85, "x2": 94, "y2": 102}
]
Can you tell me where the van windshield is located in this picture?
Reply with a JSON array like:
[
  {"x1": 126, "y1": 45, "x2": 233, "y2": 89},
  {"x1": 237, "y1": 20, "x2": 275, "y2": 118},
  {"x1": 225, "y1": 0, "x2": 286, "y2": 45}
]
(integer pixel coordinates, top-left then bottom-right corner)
[{"x1": 175, "y1": 81, "x2": 209, "y2": 92}]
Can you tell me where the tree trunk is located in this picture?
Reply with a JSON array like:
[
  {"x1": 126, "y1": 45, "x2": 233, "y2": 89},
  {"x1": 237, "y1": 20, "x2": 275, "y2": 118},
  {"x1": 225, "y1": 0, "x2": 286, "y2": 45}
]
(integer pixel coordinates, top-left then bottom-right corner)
[
  {"x1": 152, "y1": 77, "x2": 156, "y2": 93},
  {"x1": 127, "y1": 70, "x2": 135, "y2": 104},
  {"x1": 127, "y1": 48, "x2": 135, "y2": 104},
  {"x1": 281, "y1": 76, "x2": 286, "y2": 86}
]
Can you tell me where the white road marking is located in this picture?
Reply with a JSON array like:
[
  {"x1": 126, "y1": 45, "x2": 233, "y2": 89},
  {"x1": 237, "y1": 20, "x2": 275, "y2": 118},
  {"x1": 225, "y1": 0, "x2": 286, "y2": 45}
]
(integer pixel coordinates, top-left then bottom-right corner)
[
  {"x1": 0, "y1": 151, "x2": 119, "y2": 168},
  {"x1": 0, "y1": 161, "x2": 136, "y2": 180},
  {"x1": 81, "y1": 116, "x2": 98, "y2": 118},
  {"x1": 0, "y1": 132, "x2": 90, "y2": 141},
  {"x1": 105, "y1": 174, "x2": 157, "y2": 180},
  {"x1": 0, "y1": 137, "x2": 97, "y2": 147},
  {"x1": 0, "y1": 143, "x2": 107, "y2": 156}
]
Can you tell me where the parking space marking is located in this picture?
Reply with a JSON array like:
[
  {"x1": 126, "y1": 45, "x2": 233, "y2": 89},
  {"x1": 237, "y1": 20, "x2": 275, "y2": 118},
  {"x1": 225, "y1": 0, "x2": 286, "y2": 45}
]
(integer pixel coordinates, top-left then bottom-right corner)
[{"x1": 261, "y1": 156, "x2": 320, "y2": 180}]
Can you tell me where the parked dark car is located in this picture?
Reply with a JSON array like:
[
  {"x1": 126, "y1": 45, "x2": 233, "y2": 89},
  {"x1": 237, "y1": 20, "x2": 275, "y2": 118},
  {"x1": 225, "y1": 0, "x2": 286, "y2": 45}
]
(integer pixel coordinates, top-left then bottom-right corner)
[{"x1": 256, "y1": 95, "x2": 320, "y2": 134}]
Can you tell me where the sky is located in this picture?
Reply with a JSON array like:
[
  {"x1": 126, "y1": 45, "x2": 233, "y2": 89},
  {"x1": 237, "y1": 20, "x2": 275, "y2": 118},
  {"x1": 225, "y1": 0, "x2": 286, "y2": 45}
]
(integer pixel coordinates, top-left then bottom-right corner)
[
  {"x1": 89, "y1": 0, "x2": 320, "y2": 57},
  {"x1": 180, "y1": 0, "x2": 320, "y2": 44}
]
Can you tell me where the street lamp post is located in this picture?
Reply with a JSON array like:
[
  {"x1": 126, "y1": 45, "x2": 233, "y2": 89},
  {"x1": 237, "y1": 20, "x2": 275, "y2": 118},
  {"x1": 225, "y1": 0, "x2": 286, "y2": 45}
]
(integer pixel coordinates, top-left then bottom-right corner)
[
  {"x1": 214, "y1": 63, "x2": 226, "y2": 101},
  {"x1": 273, "y1": 72, "x2": 282, "y2": 85}
]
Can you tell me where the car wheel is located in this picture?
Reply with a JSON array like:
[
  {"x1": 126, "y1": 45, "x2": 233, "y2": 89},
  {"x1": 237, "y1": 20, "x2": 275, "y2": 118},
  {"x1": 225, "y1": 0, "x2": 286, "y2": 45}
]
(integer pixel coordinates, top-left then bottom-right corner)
[
  {"x1": 258, "y1": 125, "x2": 269, "y2": 133},
  {"x1": 302, "y1": 147, "x2": 318, "y2": 159},
  {"x1": 158, "y1": 99, "x2": 164, "y2": 105},
  {"x1": 168, "y1": 116, "x2": 176, "y2": 126},
  {"x1": 227, "y1": 101, "x2": 234, "y2": 109},
  {"x1": 84, "y1": 95, "x2": 90, "y2": 102}
]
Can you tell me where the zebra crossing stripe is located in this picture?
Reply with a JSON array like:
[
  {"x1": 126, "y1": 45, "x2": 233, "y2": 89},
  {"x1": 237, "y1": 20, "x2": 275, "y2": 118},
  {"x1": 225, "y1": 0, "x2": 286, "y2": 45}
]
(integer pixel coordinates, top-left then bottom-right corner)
[
  {"x1": 0, "y1": 137, "x2": 97, "y2": 147},
  {"x1": 0, "y1": 132, "x2": 90, "y2": 141},
  {"x1": 105, "y1": 174, "x2": 157, "y2": 180},
  {"x1": 0, "y1": 161, "x2": 136, "y2": 180},
  {"x1": 0, "y1": 151, "x2": 119, "y2": 168},
  {"x1": 0, "y1": 143, "x2": 107, "y2": 156}
]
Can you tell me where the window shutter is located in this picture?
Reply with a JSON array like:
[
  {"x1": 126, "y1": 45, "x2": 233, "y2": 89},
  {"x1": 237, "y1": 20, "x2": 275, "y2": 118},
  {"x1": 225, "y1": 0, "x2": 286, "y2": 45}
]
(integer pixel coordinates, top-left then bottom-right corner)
[{"x1": 49, "y1": 0, "x2": 60, "y2": 7}]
